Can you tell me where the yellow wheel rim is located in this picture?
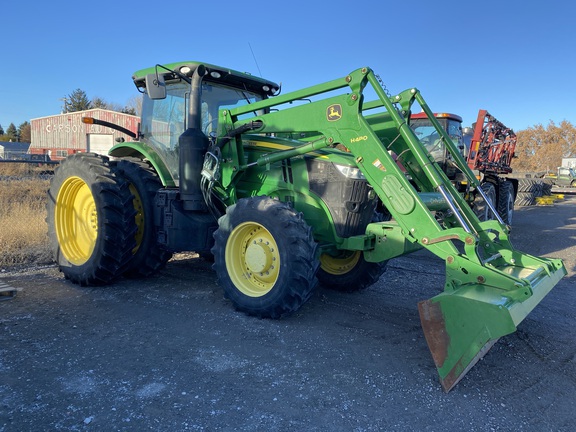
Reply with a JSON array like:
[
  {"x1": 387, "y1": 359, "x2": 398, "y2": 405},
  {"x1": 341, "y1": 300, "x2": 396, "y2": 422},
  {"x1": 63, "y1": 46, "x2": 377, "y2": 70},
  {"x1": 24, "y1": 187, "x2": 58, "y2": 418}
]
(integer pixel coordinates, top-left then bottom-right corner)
[
  {"x1": 320, "y1": 251, "x2": 361, "y2": 275},
  {"x1": 55, "y1": 176, "x2": 98, "y2": 266},
  {"x1": 130, "y1": 184, "x2": 144, "y2": 254},
  {"x1": 225, "y1": 222, "x2": 280, "y2": 297}
]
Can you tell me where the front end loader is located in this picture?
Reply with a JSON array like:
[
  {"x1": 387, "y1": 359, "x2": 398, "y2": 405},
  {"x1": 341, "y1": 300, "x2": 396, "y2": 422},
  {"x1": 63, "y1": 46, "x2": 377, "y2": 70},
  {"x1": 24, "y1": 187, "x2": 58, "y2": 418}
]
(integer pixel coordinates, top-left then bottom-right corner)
[{"x1": 47, "y1": 62, "x2": 566, "y2": 391}]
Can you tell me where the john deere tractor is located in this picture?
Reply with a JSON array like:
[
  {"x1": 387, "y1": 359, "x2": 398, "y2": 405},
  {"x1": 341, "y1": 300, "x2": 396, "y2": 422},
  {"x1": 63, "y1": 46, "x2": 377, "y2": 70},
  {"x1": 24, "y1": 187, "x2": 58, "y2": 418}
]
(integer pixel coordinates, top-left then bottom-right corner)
[{"x1": 47, "y1": 61, "x2": 566, "y2": 391}]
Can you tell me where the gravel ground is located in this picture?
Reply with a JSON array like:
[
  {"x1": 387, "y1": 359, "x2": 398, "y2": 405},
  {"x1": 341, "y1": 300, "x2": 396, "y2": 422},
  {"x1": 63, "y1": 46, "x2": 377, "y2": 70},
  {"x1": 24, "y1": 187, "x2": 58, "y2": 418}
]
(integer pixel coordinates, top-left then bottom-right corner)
[{"x1": 1, "y1": 196, "x2": 575, "y2": 431}]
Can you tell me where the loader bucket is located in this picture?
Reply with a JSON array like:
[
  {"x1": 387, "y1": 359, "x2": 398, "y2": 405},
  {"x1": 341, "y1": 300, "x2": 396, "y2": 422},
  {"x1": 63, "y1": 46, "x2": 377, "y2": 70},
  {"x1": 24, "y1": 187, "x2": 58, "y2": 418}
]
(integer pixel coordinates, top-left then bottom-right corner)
[{"x1": 419, "y1": 257, "x2": 566, "y2": 392}]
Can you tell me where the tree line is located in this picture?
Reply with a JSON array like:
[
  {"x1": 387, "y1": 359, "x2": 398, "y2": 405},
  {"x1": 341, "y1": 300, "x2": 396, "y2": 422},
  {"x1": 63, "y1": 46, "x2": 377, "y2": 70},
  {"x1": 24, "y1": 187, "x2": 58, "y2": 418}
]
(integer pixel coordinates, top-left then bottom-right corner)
[
  {"x1": 0, "y1": 89, "x2": 140, "y2": 143},
  {"x1": 512, "y1": 120, "x2": 576, "y2": 172},
  {"x1": 0, "y1": 122, "x2": 30, "y2": 143},
  {"x1": 61, "y1": 88, "x2": 140, "y2": 117}
]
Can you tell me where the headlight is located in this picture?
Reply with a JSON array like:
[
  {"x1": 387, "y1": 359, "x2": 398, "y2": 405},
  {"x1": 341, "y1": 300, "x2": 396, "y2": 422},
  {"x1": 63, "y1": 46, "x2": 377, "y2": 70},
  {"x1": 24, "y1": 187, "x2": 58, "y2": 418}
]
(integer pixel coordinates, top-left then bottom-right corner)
[{"x1": 334, "y1": 164, "x2": 365, "y2": 179}]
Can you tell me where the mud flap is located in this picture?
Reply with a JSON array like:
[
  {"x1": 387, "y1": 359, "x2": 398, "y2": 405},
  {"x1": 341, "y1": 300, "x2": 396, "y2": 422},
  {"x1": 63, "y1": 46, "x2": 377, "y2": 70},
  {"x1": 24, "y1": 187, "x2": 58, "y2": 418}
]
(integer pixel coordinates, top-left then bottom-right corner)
[{"x1": 419, "y1": 258, "x2": 566, "y2": 392}]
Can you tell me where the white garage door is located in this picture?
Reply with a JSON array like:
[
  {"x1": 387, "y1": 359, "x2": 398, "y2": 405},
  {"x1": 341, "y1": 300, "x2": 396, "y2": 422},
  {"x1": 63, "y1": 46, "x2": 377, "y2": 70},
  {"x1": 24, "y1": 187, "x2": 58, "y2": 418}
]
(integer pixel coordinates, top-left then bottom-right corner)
[{"x1": 87, "y1": 134, "x2": 114, "y2": 155}]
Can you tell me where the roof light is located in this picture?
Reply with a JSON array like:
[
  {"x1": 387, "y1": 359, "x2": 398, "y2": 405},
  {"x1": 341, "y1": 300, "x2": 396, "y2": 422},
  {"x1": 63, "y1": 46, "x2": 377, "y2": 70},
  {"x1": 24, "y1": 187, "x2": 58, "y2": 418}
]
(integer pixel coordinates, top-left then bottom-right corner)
[
  {"x1": 210, "y1": 71, "x2": 221, "y2": 79},
  {"x1": 180, "y1": 66, "x2": 192, "y2": 75},
  {"x1": 434, "y1": 113, "x2": 463, "y2": 122}
]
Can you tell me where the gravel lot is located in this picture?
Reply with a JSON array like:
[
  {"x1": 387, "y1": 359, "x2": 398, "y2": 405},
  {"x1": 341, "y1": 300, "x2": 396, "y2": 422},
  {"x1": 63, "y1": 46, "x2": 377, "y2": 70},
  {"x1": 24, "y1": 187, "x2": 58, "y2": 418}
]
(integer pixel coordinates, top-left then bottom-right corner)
[{"x1": 1, "y1": 196, "x2": 575, "y2": 431}]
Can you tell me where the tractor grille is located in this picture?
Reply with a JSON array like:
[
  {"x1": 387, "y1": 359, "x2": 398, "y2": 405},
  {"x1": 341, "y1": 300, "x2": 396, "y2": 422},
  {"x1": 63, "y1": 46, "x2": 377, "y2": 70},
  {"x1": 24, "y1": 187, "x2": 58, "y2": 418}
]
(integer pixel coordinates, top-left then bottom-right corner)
[{"x1": 306, "y1": 160, "x2": 375, "y2": 238}]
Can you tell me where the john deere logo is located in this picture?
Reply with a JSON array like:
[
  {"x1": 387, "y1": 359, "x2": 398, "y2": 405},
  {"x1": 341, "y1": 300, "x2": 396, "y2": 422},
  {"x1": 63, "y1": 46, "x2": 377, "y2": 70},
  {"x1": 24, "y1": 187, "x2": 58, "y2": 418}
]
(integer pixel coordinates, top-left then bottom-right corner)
[{"x1": 327, "y1": 104, "x2": 342, "y2": 121}]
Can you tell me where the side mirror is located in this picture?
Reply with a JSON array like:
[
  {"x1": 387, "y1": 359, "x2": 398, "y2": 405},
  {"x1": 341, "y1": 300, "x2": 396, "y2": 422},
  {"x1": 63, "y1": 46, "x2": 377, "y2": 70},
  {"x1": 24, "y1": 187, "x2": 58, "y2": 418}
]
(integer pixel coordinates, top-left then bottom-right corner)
[{"x1": 145, "y1": 73, "x2": 166, "y2": 100}]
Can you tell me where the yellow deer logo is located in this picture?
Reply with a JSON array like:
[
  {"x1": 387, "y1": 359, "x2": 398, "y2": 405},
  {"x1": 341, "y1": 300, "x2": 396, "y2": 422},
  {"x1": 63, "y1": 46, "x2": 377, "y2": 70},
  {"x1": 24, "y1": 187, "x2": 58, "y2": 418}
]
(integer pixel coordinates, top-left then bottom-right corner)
[{"x1": 327, "y1": 104, "x2": 342, "y2": 121}]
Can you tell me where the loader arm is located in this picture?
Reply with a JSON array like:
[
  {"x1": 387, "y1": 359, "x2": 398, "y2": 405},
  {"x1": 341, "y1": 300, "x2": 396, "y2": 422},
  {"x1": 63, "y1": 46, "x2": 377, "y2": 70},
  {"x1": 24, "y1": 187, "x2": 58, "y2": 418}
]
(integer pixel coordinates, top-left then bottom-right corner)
[{"x1": 216, "y1": 67, "x2": 566, "y2": 391}]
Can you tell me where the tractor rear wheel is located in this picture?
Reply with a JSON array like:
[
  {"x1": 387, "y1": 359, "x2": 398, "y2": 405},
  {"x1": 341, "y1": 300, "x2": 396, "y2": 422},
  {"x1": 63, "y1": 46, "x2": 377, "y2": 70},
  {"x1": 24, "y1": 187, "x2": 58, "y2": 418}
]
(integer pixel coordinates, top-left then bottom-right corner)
[
  {"x1": 317, "y1": 251, "x2": 386, "y2": 292},
  {"x1": 46, "y1": 153, "x2": 137, "y2": 286},
  {"x1": 111, "y1": 158, "x2": 172, "y2": 277},
  {"x1": 212, "y1": 196, "x2": 319, "y2": 318}
]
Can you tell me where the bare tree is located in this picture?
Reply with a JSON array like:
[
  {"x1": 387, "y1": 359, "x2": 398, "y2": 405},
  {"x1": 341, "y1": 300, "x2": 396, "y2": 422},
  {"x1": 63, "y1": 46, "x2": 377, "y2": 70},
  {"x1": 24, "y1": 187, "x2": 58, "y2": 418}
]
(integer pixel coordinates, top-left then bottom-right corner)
[
  {"x1": 124, "y1": 95, "x2": 142, "y2": 117},
  {"x1": 89, "y1": 95, "x2": 140, "y2": 116},
  {"x1": 513, "y1": 120, "x2": 576, "y2": 172},
  {"x1": 18, "y1": 122, "x2": 31, "y2": 143}
]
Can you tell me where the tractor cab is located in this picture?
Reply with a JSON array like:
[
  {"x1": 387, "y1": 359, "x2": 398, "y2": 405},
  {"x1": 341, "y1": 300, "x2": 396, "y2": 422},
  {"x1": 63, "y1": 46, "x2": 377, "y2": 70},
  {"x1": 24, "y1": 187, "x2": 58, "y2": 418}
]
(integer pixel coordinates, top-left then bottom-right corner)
[
  {"x1": 409, "y1": 112, "x2": 463, "y2": 178},
  {"x1": 130, "y1": 61, "x2": 280, "y2": 186}
]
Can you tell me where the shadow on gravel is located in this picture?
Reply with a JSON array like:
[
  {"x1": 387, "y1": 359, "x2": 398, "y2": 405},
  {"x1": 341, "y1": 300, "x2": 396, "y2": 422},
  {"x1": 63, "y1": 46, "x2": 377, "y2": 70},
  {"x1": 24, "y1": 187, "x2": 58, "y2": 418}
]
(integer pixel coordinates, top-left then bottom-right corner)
[{"x1": 511, "y1": 196, "x2": 576, "y2": 275}]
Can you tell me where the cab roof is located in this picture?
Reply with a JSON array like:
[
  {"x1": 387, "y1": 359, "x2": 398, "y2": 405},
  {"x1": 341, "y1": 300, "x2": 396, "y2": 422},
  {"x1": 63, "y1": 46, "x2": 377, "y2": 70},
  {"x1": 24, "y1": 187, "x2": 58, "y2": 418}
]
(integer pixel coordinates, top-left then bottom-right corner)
[
  {"x1": 133, "y1": 61, "x2": 280, "y2": 97},
  {"x1": 411, "y1": 112, "x2": 463, "y2": 123}
]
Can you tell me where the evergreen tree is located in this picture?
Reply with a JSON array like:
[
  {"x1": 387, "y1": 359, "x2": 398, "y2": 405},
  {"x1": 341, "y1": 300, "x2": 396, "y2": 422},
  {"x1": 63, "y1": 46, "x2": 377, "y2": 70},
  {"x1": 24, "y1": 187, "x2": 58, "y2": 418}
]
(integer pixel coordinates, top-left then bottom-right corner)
[
  {"x1": 62, "y1": 89, "x2": 92, "y2": 113},
  {"x1": 0, "y1": 123, "x2": 4, "y2": 135},
  {"x1": 90, "y1": 96, "x2": 125, "y2": 113},
  {"x1": 91, "y1": 97, "x2": 108, "y2": 109},
  {"x1": 5, "y1": 123, "x2": 18, "y2": 141},
  {"x1": 60, "y1": 89, "x2": 141, "y2": 116},
  {"x1": 121, "y1": 106, "x2": 137, "y2": 116}
]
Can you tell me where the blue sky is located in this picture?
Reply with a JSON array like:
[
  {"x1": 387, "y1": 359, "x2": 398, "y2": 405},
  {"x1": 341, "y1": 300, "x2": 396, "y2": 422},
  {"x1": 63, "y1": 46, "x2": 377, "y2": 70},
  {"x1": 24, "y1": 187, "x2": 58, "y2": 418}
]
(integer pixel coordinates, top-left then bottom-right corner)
[{"x1": 2, "y1": 1, "x2": 575, "y2": 133}]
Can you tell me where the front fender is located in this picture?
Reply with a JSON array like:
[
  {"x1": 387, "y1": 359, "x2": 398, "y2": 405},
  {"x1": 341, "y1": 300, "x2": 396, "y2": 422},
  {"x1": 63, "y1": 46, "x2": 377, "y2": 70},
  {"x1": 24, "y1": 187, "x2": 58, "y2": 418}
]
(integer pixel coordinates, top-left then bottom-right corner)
[{"x1": 109, "y1": 142, "x2": 175, "y2": 187}]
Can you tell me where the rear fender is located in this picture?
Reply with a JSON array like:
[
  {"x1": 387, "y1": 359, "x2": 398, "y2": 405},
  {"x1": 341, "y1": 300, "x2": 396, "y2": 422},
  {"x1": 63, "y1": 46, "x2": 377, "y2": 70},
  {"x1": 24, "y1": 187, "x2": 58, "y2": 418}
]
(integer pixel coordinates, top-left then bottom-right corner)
[{"x1": 109, "y1": 142, "x2": 175, "y2": 187}]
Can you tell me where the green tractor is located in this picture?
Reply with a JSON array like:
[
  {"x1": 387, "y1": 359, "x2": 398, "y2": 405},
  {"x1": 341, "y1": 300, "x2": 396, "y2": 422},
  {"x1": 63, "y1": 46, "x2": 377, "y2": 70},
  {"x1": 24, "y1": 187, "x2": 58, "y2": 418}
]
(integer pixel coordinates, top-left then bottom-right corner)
[{"x1": 47, "y1": 62, "x2": 566, "y2": 391}]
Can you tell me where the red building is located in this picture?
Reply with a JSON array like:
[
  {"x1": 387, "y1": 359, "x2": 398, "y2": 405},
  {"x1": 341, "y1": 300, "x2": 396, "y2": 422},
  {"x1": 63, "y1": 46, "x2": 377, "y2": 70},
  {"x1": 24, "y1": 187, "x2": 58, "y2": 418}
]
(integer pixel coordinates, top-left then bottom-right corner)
[{"x1": 30, "y1": 109, "x2": 139, "y2": 160}]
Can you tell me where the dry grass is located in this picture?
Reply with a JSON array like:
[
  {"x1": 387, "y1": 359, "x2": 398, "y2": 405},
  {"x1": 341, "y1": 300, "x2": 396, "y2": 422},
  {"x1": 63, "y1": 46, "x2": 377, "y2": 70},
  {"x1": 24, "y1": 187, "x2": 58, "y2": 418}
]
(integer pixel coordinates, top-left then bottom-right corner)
[{"x1": 0, "y1": 164, "x2": 52, "y2": 268}]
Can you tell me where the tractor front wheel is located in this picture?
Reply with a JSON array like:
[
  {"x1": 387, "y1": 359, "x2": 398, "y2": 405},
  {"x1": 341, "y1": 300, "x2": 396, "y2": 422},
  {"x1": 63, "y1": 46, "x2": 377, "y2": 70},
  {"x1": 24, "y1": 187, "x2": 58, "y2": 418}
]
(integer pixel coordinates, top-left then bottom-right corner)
[
  {"x1": 46, "y1": 153, "x2": 137, "y2": 285},
  {"x1": 212, "y1": 196, "x2": 319, "y2": 318},
  {"x1": 317, "y1": 251, "x2": 386, "y2": 292},
  {"x1": 497, "y1": 181, "x2": 515, "y2": 225},
  {"x1": 473, "y1": 182, "x2": 497, "y2": 221}
]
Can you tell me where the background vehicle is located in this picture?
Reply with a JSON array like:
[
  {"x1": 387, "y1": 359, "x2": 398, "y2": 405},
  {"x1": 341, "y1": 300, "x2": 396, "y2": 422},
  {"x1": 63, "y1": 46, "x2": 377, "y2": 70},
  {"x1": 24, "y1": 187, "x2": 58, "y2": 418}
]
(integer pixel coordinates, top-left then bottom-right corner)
[
  {"x1": 46, "y1": 62, "x2": 566, "y2": 391},
  {"x1": 543, "y1": 166, "x2": 576, "y2": 187},
  {"x1": 410, "y1": 110, "x2": 517, "y2": 223}
]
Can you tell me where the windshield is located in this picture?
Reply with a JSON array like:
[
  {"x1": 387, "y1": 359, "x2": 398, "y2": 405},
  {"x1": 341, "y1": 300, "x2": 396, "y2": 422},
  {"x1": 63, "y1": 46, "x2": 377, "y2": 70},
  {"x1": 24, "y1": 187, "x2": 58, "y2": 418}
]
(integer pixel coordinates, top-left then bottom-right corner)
[
  {"x1": 410, "y1": 118, "x2": 463, "y2": 162},
  {"x1": 140, "y1": 80, "x2": 263, "y2": 183}
]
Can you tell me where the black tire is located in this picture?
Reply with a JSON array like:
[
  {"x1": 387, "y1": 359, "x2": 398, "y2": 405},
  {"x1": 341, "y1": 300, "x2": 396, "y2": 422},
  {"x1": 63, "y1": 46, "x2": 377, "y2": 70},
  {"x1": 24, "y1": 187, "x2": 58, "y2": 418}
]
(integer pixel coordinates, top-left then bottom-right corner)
[
  {"x1": 46, "y1": 153, "x2": 137, "y2": 286},
  {"x1": 111, "y1": 158, "x2": 173, "y2": 278},
  {"x1": 497, "y1": 181, "x2": 515, "y2": 225},
  {"x1": 533, "y1": 180, "x2": 544, "y2": 197},
  {"x1": 473, "y1": 182, "x2": 497, "y2": 221},
  {"x1": 541, "y1": 180, "x2": 553, "y2": 196},
  {"x1": 515, "y1": 192, "x2": 535, "y2": 206},
  {"x1": 317, "y1": 251, "x2": 386, "y2": 292},
  {"x1": 212, "y1": 196, "x2": 319, "y2": 318},
  {"x1": 518, "y1": 178, "x2": 538, "y2": 193}
]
